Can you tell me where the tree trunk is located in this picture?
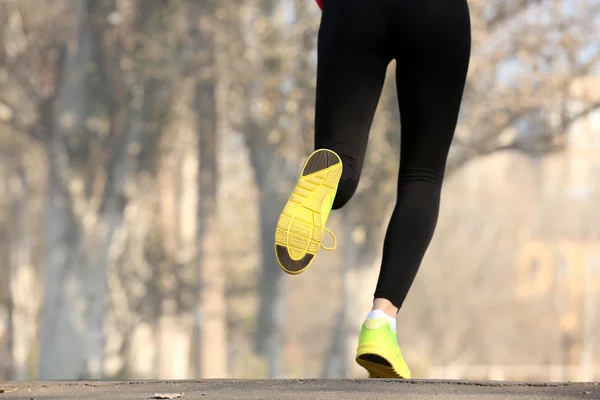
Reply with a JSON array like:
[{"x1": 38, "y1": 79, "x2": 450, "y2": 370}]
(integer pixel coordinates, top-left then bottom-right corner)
[
  {"x1": 8, "y1": 161, "x2": 41, "y2": 380},
  {"x1": 321, "y1": 307, "x2": 345, "y2": 378},
  {"x1": 40, "y1": 161, "x2": 87, "y2": 379},
  {"x1": 153, "y1": 97, "x2": 195, "y2": 380},
  {"x1": 255, "y1": 194, "x2": 286, "y2": 378},
  {"x1": 0, "y1": 164, "x2": 13, "y2": 380},
  {"x1": 194, "y1": 0, "x2": 227, "y2": 378},
  {"x1": 40, "y1": 0, "x2": 114, "y2": 378},
  {"x1": 341, "y1": 245, "x2": 380, "y2": 377},
  {"x1": 39, "y1": 5, "x2": 91, "y2": 372},
  {"x1": 250, "y1": 141, "x2": 297, "y2": 378},
  {"x1": 234, "y1": 0, "x2": 296, "y2": 378},
  {"x1": 322, "y1": 211, "x2": 382, "y2": 378}
]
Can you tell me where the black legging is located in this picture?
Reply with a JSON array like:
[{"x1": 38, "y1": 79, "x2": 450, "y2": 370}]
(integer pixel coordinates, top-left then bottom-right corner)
[{"x1": 315, "y1": 0, "x2": 471, "y2": 309}]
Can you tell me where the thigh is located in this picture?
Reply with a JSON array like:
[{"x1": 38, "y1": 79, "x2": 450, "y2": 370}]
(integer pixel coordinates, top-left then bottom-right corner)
[
  {"x1": 393, "y1": 0, "x2": 471, "y2": 177},
  {"x1": 314, "y1": 0, "x2": 391, "y2": 175}
]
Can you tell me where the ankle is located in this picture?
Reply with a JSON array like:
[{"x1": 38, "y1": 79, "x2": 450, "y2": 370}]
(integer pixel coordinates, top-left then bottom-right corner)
[{"x1": 372, "y1": 298, "x2": 398, "y2": 317}]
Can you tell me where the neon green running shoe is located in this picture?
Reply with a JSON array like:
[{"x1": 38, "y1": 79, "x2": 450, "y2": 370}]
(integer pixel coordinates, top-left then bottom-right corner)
[
  {"x1": 355, "y1": 318, "x2": 411, "y2": 379},
  {"x1": 274, "y1": 149, "x2": 342, "y2": 275}
]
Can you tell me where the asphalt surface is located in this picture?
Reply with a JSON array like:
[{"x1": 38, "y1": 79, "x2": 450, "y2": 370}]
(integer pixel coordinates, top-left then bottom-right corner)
[{"x1": 1, "y1": 379, "x2": 599, "y2": 400}]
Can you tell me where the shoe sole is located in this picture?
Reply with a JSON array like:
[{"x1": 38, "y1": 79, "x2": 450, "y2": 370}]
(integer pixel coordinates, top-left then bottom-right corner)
[
  {"x1": 356, "y1": 343, "x2": 411, "y2": 379},
  {"x1": 274, "y1": 149, "x2": 342, "y2": 275}
]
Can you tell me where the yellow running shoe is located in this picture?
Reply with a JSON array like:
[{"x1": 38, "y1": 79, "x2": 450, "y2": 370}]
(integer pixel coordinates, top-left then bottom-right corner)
[
  {"x1": 274, "y1": 149, "x2": 342, "y2": 275},
  {"x1": 355, "y1": 318, "x2": 411, "y2": 379}
]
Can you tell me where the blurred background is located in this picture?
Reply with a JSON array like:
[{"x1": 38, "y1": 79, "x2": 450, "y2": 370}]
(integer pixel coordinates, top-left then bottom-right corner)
[{"x1": 1, "y1": 0, "x2": 600, "y2": 382}]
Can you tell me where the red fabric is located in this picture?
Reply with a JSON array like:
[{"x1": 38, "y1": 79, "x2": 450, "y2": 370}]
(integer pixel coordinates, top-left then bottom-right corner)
[{"x1": 316, "y1": 0, "x2": 323, "y2": 9}]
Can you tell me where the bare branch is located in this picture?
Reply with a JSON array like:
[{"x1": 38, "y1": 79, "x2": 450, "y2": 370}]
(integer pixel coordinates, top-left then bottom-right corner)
[
  {"x1": 486, "y1": 0, "x2": 546, "y2": 31},
  {"x1": 448, "y1": 99, "x2": 600, "y2": 175},
  {"x1": 3, "y1": 59, "x2": 42, "y2": 102}
]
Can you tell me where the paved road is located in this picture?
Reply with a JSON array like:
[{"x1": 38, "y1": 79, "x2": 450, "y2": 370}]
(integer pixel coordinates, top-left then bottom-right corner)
[{"x1": 1, "y1": 379, "x2": 599, "y2": 400}]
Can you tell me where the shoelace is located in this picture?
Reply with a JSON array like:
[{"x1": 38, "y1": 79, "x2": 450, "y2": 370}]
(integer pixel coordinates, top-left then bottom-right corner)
[{"x1": 321, "y1": 226, "x2": 337, "y2": 250}]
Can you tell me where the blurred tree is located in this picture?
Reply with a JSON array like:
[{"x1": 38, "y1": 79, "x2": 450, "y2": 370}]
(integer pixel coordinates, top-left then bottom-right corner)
[
  {"x1": 0, "y1": 0, "x2": 125, "y2": 379},
  {"x1": 217, "y1": 0, "x2": 307, "y2": 377},
  {"x1": 0, "y1": 162, "x2": 13, "y2": 380},
  {"x1": 449, "y1": 0, "x2": 600, "y2": 170},
  {"x1": 242, "y1": 0, "x2": 320, "y2": 377},
  {"x1": 0, "y1": 0, "x2": 168, "y2": 378},
  {"x1": 192, "y1": 0, "x2": 228, "y2": 378}
]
